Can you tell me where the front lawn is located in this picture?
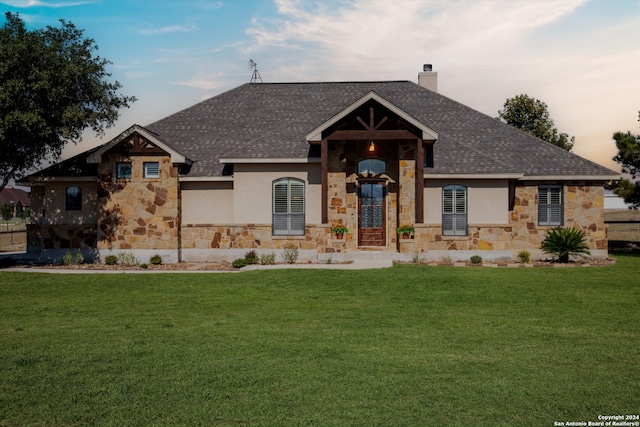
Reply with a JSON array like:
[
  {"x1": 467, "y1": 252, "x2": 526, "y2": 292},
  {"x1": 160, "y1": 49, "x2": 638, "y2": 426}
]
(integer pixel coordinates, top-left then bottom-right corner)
[{"x1": 1, "y1": 255, "x2": 638, "y2": 426}]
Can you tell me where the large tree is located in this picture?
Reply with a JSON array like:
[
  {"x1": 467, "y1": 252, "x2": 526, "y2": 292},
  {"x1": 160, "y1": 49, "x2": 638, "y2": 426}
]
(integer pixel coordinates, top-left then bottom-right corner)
[
  {"x1": 608, "y1": 124, "x2": 640, "y2": 209},
  {"x1": 497, "y1": 94, "x2": 574, "y2": 151},
  {"x1": 0, "y1": 12, "x2": 136, "y2": 192}
]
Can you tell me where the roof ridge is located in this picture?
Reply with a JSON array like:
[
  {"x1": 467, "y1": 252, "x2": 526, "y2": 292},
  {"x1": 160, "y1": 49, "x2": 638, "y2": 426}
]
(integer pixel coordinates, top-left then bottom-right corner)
[{"x1": 243, "y1": 80, "x2": 411, "y2": 85}]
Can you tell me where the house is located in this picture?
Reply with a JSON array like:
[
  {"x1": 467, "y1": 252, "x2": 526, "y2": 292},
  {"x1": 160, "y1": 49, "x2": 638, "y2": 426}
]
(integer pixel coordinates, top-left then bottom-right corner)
[
  {"x1": 21, "y1": 68, "x2": 619, "y2": 263},
  {"x1": 0, "y1": 187, "x2": 30, "y2": 219}
]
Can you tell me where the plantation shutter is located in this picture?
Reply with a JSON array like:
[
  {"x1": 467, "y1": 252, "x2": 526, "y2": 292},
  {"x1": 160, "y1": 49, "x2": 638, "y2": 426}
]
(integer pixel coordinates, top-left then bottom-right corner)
[
  {"x1": 273, "y1": 178, "x2": 305, "y2": 235},
  {"x1": 442, "y1": 185, "x2": 467, "y2": 236},
  {"x1": 144, "y1": 162, "x2": 159, "y2": 178},
  {"x1": 538, "y1": 186, "x2": 562, "y2": 226}
]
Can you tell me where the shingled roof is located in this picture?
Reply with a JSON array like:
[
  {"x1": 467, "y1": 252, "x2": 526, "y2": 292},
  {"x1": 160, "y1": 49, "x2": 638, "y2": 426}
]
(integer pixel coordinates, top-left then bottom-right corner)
[
  {"x1": 25, "y1": 80, "x2": 618, "y2": 181},
  {"x1": 145, "y1": 80, "x2": 617, "y2": 179}
]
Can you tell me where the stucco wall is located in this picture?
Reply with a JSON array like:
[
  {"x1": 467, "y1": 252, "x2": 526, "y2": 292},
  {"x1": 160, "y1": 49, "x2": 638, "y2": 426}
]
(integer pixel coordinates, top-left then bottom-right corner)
[
  {"x1": 424, "y1": 179, "x2": 509, "y2": 225},
  {"x1": 29, "y1": 180, "x2": 99, "y2": 225},
  {"x1": 181, "y1": 181, "x2": 234, "y2": 224},
  {"x1": 232, "y1": 163, "x2": 322, "y2": 224}
]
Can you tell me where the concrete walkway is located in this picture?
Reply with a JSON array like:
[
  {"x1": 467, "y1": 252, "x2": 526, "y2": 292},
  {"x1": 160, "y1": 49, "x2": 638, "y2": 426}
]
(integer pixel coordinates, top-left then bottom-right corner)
[
  {"x1": 0, "y1": 258, "x2": 394, "y2": 273},
  {"x1": 241, "y1": 259, "x2": 393, "y2": 271}
]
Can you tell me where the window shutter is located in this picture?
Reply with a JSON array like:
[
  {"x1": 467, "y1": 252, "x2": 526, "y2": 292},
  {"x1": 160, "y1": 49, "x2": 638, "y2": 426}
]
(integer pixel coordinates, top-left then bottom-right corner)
[
  {"x1": 442, "y1": 185, "x2": 467, "y2": 236},
  {"x1": 453, "y1": 213, "x2": 467, "y2": 236},
  {"x1": 538, "y1": 186, "x2": 562, "y2": 226},
  {"x1": 442, "y1": 212, "x2": 454, "y2": 235},
  {"x1": 144, "y1": 162, "x2": 159, "y2": 178},
  {"x1": 455, "y1": 189, "x2": 466, "y2": 214},
  {"x1": 443, "y1": 189, "x2": 454, "y2": 214},
  {"x1": 539, "y1": 204, "x2": 549, "y2": 225},
  {"x1": 548, "y1": 187, "x2": 562, "y2": 224},
  {"x1": 273, "y1": 182, "x2": 288, "y2": 214},
  {"x1": 273, "y1": 178, "x2": 305, "y2": 235},
  {"x1": 289, "y1": 181, "x2": 304, "y2": 214}
]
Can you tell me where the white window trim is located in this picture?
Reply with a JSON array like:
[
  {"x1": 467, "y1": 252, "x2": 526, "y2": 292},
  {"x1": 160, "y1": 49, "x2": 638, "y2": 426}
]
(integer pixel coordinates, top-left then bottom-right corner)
[
  {"x1": 272, "y1": 178, "x2": 305, "y2": 236},
  {"x1": 144, "y1": 162, "x2": 160, "y2": 179},
  {"x1": 538, "y1": 185, "x2": 563, "y2": 226},
  {"x1": 442, "y1": 184, "x2": 467, "y2": 236},
  {"x1": 116, "y1": 162, "x2": 132, "y2": 179}
]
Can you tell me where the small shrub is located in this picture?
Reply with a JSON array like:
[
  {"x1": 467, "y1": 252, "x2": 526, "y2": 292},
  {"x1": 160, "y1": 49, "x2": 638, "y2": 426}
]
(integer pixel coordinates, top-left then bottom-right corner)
[
  {"x1": 440, "y1": 255, "x2": 452, "y2": 264},
  {"x1": 517, "y1": 250, "x2": 531, "y2": 264},
  {"x1": 104, "y1": 255, "x2": 118, "y2": 265},
  {"x1": 244, "y1": 250, "x2": 259, "y2": 265},
  {"x1": 117, "y1": 252, "x2": 138, "y2": 266},
  {"x1": 61, "y1": 250, "x2": 84, "y2": 266},
  {"x1": 140, "y1": 263, "x2": 148, "y2": 269},
  {"x1": 149, "y1": 254, "x2": 162, "y2": 265},
  {"x1": 330, "y1": 226, "x2": 348, "y2": 236},
  {"x1": 260, "y1": 252, "x2": 276, "y2": 265},
  {"x1": 232, "y1": 258, "x2": 249, "y2": 269},
  {"x1": 282, "y1": 244, "x2": 299, "y2": 264},
  {"x1": 397, "y1": 225, "x2": 415, "y2": 236},
  {"x1": 470, "y1": 255, "x2": 483, "y2": 264},
  {"x1": 411, "y1": 250, "x2": 422, "y2": 264},
  {"x1": 541, "y1": 226, "x2": 590, "y2": 263}
]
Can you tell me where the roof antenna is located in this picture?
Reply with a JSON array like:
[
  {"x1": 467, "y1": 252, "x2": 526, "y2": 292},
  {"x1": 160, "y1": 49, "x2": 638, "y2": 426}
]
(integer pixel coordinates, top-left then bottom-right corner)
[{"x1": 249, "y1": 59, "x2": 263, "y2": 83}]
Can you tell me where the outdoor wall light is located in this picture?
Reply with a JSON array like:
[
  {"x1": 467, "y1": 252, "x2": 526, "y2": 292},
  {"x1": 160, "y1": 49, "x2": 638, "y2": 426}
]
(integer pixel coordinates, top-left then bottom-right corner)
[{"x1": 368, "y1": 140, "x2": 376, "y2": 152}]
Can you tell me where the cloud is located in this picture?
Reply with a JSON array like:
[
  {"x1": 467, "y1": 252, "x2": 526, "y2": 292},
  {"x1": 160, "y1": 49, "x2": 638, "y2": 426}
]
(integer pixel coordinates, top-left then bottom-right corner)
[
  {"x1": 139, "y1": 22, "x2": 197, "y2": 35},
  {"x1": 247, "y1": 0, "x2": 588, "y2": 81},
  {"x1": 197, "y1": 0, "x2": 223, "y2": 11},
  {"x1": 173, "y1": 71, "x2": 224, "y2": 90},
  {"x1": 239, "y1": 0, "x2": 637, "y2": 169},
  {"x1": 1, "y1": 0, "x2": 98, "y2": 7}
]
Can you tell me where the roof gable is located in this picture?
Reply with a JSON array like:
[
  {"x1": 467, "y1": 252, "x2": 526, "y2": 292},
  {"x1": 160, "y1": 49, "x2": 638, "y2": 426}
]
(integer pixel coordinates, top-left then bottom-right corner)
[
  {"x1": 306, "y1": 91, "x2": 438, "y2": 142},
  {"x1": 87, "y1": 125, "x2": 191, "y2": 165}
]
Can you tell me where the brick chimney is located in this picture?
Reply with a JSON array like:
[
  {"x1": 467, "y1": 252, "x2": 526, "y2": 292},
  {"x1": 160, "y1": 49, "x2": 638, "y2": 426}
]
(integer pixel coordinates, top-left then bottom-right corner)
[{"x1": 418, "y1": 64, "x2": 437, "y2": 92}]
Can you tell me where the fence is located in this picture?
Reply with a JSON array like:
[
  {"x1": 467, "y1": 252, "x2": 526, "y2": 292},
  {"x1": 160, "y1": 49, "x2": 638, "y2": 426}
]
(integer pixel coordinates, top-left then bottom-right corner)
[
  {"x1": 0, "y1": 230, "x2": 26, "y2": 252},
  {"x1": 606, "y1": 221, "x2": 640, "y2": 242}
]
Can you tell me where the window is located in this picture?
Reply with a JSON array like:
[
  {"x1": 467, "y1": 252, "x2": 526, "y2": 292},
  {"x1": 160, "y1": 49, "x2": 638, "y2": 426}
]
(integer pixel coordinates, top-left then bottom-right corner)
[
  {"x1": 144, "y1": 162, "x2": 159, "y2": 178},
  {"x1": 424, "y1": 143, "x2": 434, "y2": 168},
  {"x1": 442, "y1": 184, "x2": 467, "y2": 236},
  {"x1": 66, "y1": 186, "x2": 82, "y2": 211},
  {"x1": 116, "y1": 162, "x2": 132, "y2": 179},
  {"x1": 358, "y1": 159, "x2": 386, "y2": 175},
  {"x1": 538, "y1": 185, "x2": 563, "y2": 226},
  {"x1": 273, "y1": 178, "x2": 305, "y2": 236}
]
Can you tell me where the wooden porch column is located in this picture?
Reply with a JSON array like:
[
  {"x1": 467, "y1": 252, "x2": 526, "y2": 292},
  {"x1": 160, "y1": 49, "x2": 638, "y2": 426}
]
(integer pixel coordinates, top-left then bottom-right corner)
[
  {"x1": 416, "y1": 138, "x2": 424, "y2": 223},
  {"x1": 321, "y1": 138, "x2": 328, "y2": 224}
]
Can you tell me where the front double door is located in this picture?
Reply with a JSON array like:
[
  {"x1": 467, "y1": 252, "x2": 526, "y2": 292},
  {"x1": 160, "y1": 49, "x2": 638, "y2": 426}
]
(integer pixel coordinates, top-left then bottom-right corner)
[{"x1": 358, "y1": 182, "x2": 386, "y2": 246}]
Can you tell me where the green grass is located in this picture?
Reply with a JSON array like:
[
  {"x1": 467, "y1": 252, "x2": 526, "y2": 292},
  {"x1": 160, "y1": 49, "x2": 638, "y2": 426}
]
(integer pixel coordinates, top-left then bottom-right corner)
[{"x1": 1, "y1": 255, "x2": 639, "y2": 426}]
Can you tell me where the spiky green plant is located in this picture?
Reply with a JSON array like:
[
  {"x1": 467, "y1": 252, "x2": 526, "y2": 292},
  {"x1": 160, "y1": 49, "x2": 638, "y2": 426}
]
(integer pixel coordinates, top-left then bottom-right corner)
[{"x1": 541, "y1": 226, "x2": 590, "y2": 263}]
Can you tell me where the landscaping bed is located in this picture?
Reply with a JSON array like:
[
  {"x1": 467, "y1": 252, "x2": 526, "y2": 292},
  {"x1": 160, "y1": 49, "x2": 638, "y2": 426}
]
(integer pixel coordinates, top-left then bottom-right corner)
[{"x1": 16, "y1": 261, "x2": 236, "y2": 271}]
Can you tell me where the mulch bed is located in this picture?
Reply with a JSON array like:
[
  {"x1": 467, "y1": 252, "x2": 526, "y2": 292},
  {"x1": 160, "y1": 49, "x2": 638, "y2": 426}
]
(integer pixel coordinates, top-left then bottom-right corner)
[
  {"x1": 9, "y1": 257, "x2": 617, "y2": 271},
  {"x1": 400, "y1": 257, "x2": 617, "y2": 268},
  {"x1": 12, "y1": 261, "x2": 236, "y2": 271}
]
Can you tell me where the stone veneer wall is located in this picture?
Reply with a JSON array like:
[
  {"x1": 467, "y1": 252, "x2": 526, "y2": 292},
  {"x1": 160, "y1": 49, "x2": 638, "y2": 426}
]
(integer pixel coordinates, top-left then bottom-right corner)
[
  {"x1": 180, "y1": 224, "x2": 334, "y2": 262},
  {"x1": 323, "y1": 140, "x2": 414, "y2": 252},
  {"x1": 406, "y1": 183, "x2": 607, "y2": 260},
  {"x1": 97, "y1": 154, "x2": 179, "y2": 253},
  {"x1": 26, "y1": 223, "x2": 99, "y2": 262},
  {"x1": 509, "y1": 183, "x2": 607, "y2": 252},
  {"x1": 398, "y1": 158, "x2": 416, "y2": 231},
  {"x1": 27, "y1": 224, "x2": 97, "y2": 251}
]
